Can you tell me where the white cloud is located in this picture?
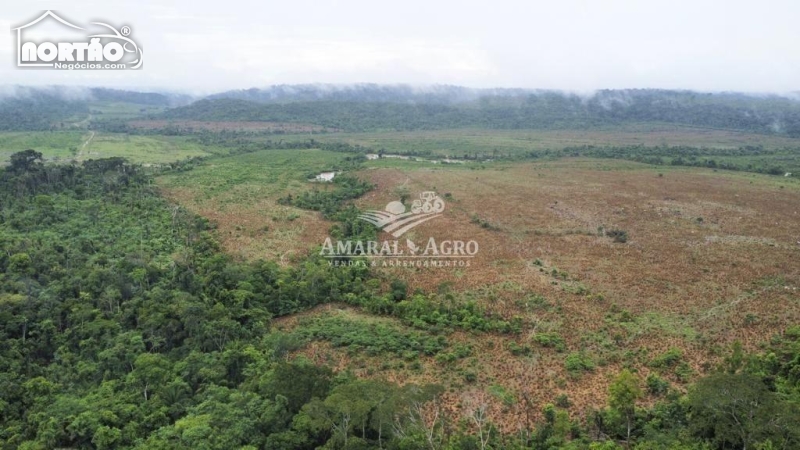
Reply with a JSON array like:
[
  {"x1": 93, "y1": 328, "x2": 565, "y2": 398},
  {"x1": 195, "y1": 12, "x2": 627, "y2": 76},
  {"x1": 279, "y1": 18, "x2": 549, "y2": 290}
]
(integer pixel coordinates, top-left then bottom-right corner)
[
  {"x1": 162, "y1": 32, "x2": 497, "y2": 86},
  {"x1": 0, "y1": 21, "x2": 13, "y2": 55},
  {"x1": 0, "y1": 0, "x2": 798, "y2": 92}
]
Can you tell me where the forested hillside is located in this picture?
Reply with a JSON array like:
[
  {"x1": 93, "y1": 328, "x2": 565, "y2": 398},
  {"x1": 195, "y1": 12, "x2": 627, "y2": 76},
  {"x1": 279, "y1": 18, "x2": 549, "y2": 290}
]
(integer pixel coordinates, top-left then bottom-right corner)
[
  {"x1": 0, "y1": 94, "x2": 88, "y2": 132},
  {"x1": 88, "y1": 88, "x2": 192, "y2": 107},
  {"x1": 208, "y1": 84, "x2": 529, "y2": 104},
  {"x1": 0, "y1": 87, "x2": 189, "y2": 132},
  {"x1": 0, "y1": 150, "x2": 381, "y2": 448},
  {"x1": 163, "y1": 88, "x2": 800, "y2": 135}
]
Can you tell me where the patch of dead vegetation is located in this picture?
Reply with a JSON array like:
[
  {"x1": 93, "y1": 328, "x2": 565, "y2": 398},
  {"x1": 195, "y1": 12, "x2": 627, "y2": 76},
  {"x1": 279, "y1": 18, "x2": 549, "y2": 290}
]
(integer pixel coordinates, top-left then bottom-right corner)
[{"x1": 158, "y1": 185, "x2": 331, "y2": 264}]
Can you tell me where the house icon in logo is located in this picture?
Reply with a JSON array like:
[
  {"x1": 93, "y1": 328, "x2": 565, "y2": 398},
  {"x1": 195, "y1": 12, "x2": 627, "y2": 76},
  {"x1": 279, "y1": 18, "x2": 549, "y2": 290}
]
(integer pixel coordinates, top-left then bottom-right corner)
[
  {"x1": 13, "y1": 11, "x2": 84, "y2": 67},
  {"x1": 11, "y1": 10, "x2": 143, "y2": 70}
]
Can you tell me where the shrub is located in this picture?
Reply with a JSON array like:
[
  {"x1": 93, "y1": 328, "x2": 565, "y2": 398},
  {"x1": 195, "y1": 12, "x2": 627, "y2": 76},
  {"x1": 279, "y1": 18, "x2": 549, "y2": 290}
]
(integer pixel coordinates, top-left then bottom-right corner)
[
  {"x1": 649, "y1": 347, "x2": 683, "y2": 369},
  {"x1": 470, "y1": 214, "x2": 500, "y2": 231},
  {"x1": 488, "y1": 384, "x2": 516, "y2": 406},
  {"x1": 533, "y1": 332, "x2": 566, "y2": 352},
  {"x1": 565, "y1": 352, "x2": 595, "y2": 375},
  {"x1": 646, "y1": 373, "x2": 670, "y2": 396},
  {"x1": 390, "y1": 279, "x2": 408, "y2": 301},
  {"x1": 606, "y1": 229, "x2": 628, "y2": 243},
  {"x1": 508, "y1": 341, "x2": 533, "y2": 356},
  {"x1": 296, "y1": 316, "x2": 447, "y2": 357},
  {"x1": 464, "y1": 372, "x2": 477, "y2": 383}
]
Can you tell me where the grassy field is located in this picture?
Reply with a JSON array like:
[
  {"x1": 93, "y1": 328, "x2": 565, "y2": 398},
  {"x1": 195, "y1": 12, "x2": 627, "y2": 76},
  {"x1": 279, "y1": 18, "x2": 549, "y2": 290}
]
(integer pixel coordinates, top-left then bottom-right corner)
[
  {"x1": 79, "y1": 133, "x2": 214, "y2": 163},
  {"x1": 276, "y1": 123, "x2": 800, "y2": 157},
  {"x1": 0, "y1": 131, "x2": 85, "y2": 162},
  {"x1": 0, "y1": 131, "x2": 215, "y2": 165},
  {"x1": 156, "y1": 148, "x2": 349, "y2": 262}
]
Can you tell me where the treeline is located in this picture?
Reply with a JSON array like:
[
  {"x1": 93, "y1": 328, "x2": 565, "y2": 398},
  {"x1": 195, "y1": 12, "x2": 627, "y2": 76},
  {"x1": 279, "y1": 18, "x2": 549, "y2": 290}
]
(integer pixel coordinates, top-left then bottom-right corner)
[
  {"x1": 544, "y1": 145, "x2": 799, "y2": 176},
  {"x1": 159, "y1": 89, "x2": 800, "y2": 135},
  {"x1": 90, "y1": 120, "x2": 334, "y2": 136}
]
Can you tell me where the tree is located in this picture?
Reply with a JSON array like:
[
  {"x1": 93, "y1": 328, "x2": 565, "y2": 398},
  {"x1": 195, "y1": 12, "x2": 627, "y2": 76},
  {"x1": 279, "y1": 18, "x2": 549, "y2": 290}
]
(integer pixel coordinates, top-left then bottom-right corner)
[
  {"x1": 127, "y1": 353, "x2": 171, "y2": 401},
  {"x1": 688, "y1": 372, "x2": 798, "y2": 450},
  {"x1": 608, "y1": 369, "x2": 641, "y2": 445},
  {"x1": 463, "y1": 390, "x2": 492, "y2": 450},
  {"x1": 259, "y1": 362, "x2": 333, "y2": 414},
  {"x1": 9, "y1": 149, "x2": 43, "y2": 173}
]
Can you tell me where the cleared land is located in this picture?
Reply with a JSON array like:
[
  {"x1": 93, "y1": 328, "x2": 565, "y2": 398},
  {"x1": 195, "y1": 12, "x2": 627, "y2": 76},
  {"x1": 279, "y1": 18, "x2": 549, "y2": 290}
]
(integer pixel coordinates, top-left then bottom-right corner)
[
  {"x1": 156, "y1": 148, "x2": 347, "y2": 263},
  {"x1": 155, "y1": 138, "x2": 800, "y2": 430},
  {"x1": 78, "y1": 133, "x2": 212, "y2": 163},
  {"x1": 0, "y1": 131, "x2": 215, "y2": 165},
  {"x1": 0, "y1": 131, "x2": 85, "y2": 163},
  {"x1": 319, "y1": 158, "x2": 798, "y2": 426}
]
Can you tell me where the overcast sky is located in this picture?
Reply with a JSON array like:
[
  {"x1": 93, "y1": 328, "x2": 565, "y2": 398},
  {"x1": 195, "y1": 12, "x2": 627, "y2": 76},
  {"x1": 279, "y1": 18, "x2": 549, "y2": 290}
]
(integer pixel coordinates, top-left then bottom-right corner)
[{"x1": 1, "y1": 0, "x2": 798, "y2": 94}]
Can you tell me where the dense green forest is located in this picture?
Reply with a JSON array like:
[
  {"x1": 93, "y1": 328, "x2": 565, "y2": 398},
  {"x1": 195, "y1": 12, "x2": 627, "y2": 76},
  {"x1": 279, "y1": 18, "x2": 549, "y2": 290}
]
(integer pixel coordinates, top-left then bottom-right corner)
[
  {"x1": 0, "y1": 87, "x2": 188, "y2": 132},
  {"x1": 160, "y1": 89, "x2": 800, "y2": 136},
  {"x1": 89, "y1": 89, "x2": 191, "y2": 107},
  {"x1": 1, "y1": 150, "x2": 799, "y2": 449},
  {"x1": 0, "y1": 94, "x2": 88, "y2": 132}
]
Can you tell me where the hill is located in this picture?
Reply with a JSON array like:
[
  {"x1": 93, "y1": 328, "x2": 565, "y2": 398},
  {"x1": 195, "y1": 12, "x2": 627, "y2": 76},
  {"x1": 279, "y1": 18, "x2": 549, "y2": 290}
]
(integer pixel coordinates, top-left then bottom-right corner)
[
  {"x1": 162, "y1": 87, "x2": 800, "y2": 135},
  {"x1": 0, "y1": 86, "x2": 192, "y2": 131}
]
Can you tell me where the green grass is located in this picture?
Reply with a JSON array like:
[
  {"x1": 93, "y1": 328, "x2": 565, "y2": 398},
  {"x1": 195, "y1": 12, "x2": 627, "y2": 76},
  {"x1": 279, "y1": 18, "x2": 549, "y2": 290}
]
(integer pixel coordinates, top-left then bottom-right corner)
[
  {"x1": 80, "y1": 133, "x2": 214, "y2": 164},
  {"x1": 158, "y1": 148, "x2": 349, "y2": 200},
  {"x1": 0, "y1": 131, "x2": 216, "y2": 165},
  {"x1": 0, "y1": 131, "x2": 85, "y2": 163}
]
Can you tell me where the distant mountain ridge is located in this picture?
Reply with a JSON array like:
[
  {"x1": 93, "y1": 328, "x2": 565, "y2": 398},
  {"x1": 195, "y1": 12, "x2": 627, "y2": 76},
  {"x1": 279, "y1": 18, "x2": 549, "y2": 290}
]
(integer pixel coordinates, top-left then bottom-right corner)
[
  {"x1": 163, "y1": 86, "x2": 800, "y2": 136},
  {"x1": 89, "y1": 88, "x2": 193, "y2": 107},
  {"x1": 207, "y1": 84, "x2": 800, "y2": 106},
  {"x1": 0, "y1": 86, "x2": 193, "y2": 107},
  {"x1": 207, "y1": 84, "x2": 533, "y2": 104},
  {"x1": 0, "y1": 86, "x2": 194, "y2": 131},
  {"x1": 3, "y1": 84, "x2": 800, "y2": 136}
]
